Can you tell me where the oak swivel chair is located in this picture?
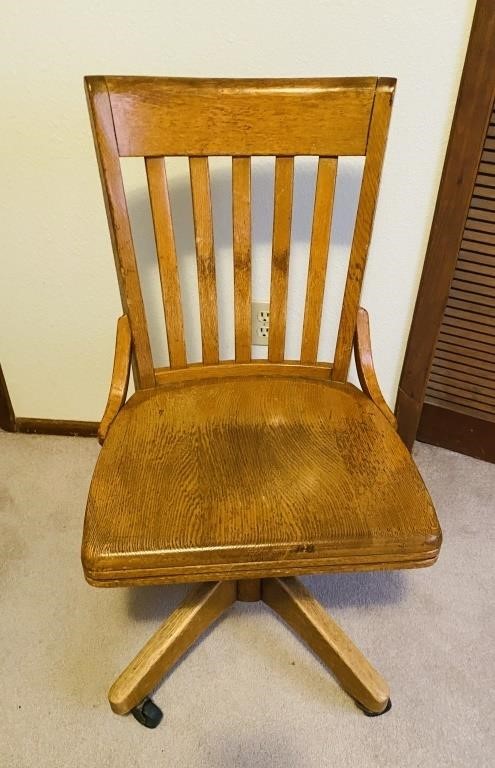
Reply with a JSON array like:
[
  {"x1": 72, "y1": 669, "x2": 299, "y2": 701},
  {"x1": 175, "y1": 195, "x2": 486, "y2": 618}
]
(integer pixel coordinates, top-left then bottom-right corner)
[{"x1": 82, "y1": 76, "x2": 442, "y2": 728}]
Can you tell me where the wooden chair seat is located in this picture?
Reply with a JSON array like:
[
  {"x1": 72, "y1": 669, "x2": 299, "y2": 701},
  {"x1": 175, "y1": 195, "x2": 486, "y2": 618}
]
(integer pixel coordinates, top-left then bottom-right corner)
[{"x1": 82, "y1": 375, "x2": 441, "y2": 586}]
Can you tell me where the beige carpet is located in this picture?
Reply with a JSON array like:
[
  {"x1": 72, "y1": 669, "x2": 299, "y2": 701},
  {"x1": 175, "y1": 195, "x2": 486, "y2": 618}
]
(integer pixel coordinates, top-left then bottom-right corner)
[{"x1": 1, "y1": 431, "x2": 494, "y2": 767}]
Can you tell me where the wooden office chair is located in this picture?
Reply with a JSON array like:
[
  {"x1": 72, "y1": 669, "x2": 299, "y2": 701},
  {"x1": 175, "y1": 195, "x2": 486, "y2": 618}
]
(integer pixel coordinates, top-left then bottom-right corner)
[{"x1": 83, "y1": 76, "x2": 442, "y2": 728}]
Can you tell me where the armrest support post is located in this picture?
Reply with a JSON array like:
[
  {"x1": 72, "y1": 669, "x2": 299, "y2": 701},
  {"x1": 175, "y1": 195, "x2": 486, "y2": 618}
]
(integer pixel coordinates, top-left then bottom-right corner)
[
  {"x1": 98, "y1": 315, "x2": 132, "y2": 444},
  {"x1": 353, "y1": 307, "x2": 397, "y2": 429}
]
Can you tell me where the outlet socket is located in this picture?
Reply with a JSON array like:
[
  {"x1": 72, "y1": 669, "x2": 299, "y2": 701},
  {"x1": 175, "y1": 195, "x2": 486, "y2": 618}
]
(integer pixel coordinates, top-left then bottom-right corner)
[{"x1": 252, "y1": 301, "x2": 270, "y2": 346}]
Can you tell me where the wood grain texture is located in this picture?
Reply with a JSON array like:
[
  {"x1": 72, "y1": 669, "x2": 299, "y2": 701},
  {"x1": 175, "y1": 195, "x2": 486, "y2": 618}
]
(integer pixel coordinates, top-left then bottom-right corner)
[
  {"x1": 154, "y1": 360, "x2": 333, "y2": 385},
  {"x1": 108, "y1": 581, "x2": 236, "y2": 713},
  {"x1": 263, "y1": 577, "x2": 390, "y2": 713},
  {"x1": 106, "y1": 76, "x2": 377, "y2": 157},
  {"x1": 98, "y1": 315, "x2": 132, "y2": 444},
  {"x1": 396, "y1": 0, "x2": 495, "y2": 447},
  {"x1": 84, "y1": 77, "x2": 155, "y2": 388},
  {"x1": 82, "y1": 376, "x2": 441, "y2": 585},
  {"x1": 332, "y1": 80, "x2": 395, "y2": 381},
  {"x1": 189, "y1": 156, "x2": 219, "y2": 365},
  {"x1": 232, "y1": 157, "x2": 252, "y2": 362},
  {"x1": 85, "y1": 556, "x2": 439, "y2": 589},
  {"x1": 354, "y1": 307, "x2": 397, "y2": 427},
  {"x1": 301, "y1": 157, "x2": 337, "y2": 364},
  {"x1": 145, "y1": 157, "x2": 187, "y2": 368},
  {"x1": 269, "y1": 157, "x2": 294, "y2": 362}
]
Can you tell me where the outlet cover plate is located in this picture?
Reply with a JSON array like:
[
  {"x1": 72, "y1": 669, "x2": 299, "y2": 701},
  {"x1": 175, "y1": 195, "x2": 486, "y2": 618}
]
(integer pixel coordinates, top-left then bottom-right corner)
[{"x1": 252, "y1": 301, "x2": 270, "y2": 346}]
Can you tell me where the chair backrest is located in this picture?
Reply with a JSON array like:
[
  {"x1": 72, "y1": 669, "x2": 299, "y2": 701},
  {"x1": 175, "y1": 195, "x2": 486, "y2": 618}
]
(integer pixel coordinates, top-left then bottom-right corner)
[{"x1": 85, "y1": 76, "x2": 395, "y2": 389}]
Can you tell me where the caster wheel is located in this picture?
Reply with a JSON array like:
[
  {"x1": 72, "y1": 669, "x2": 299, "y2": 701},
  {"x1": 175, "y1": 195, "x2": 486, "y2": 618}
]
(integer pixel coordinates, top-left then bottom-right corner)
[
  {"x1": 358, "y1": 698, "x2": 392, "y2": 717},
  {"x1": 131, "y1": 697, "x2": 163, "y2": 728}
]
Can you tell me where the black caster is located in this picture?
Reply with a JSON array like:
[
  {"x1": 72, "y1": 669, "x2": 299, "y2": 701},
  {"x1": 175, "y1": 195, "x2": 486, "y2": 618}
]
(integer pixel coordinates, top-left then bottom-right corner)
[
  {"x1": 358, "y1": 698, "x2": 392, "y2": 717},
  {"x1": 131, "y1": 697, "x2": 163, "y2": 728}
]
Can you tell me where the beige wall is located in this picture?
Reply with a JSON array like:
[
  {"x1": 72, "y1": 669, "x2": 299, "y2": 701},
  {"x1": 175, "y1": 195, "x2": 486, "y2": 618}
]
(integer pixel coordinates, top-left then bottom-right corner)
[{"x1": 2, "y1": 1, "x2": 475, "y2": 421}]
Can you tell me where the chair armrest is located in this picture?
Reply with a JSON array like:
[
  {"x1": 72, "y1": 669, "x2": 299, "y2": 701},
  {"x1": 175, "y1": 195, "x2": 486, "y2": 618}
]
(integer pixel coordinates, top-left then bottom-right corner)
[
  {"x1": 353, "y1": 307, "x2": 397, "y2": 429},
  {"x1": 98, "y1": 315, "x2": 132, "y2": 445}
]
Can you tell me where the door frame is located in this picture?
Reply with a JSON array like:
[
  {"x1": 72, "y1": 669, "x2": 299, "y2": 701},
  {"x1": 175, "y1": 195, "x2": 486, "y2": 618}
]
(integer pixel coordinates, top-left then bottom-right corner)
[
  {"x1": 395, "y1": 0, "x2": 495, "y2": 448},
  {"x1": 0, "y1": 364, "x2": 15, "y2": 432}
]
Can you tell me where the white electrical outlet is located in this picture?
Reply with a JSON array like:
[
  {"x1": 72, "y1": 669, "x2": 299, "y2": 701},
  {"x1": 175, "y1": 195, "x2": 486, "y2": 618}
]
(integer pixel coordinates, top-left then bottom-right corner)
[{"x1": 252, "y1": 301, "x2": 270, "y2": 346}]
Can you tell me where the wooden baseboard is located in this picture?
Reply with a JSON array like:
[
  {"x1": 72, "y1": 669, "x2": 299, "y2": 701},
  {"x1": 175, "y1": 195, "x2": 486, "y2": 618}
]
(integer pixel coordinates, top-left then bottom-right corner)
[
  {"x1": 15, "y1": 418, "x2": 98, "y2": 437},
  {"x1": 417, "y1": 402, "x2": 495, "y2": 464},
  {"x1": 0, "y1": 365, "x2": 99, "y2": 437}
]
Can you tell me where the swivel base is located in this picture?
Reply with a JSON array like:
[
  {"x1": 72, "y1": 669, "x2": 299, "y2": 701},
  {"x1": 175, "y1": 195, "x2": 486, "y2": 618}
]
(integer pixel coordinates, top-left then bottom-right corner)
[{"x1": 108, "y1": 577, "x2": 391, "y2": 727}]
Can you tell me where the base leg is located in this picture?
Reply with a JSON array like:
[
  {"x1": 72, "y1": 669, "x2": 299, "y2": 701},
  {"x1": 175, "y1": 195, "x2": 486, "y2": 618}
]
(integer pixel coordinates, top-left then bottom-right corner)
[
  {"x1": 109, "y1": 580, "x2": 236, "y2": 715},
  {"x1": 262, "y1": 577, "x2": 390, "y2": 714}
]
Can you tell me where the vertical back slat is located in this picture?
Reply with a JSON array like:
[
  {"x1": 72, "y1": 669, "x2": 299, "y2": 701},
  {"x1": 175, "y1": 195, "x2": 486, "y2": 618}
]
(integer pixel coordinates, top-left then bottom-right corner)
[
  {"x1": 232, "y1": 157, "x2": 252, "y2": 362},
  {"x1": 145, "y1": 157, "x2": 187, "y2": 368},
  {"x1": 300, "y1": 157, "x2": 338, "y2": 364},
  {"x1": 332, "y1": 82, "x2": 394, "y2": 381},
  {"x1": 269, "y1": 156, "x2": 294, "y2": 362},
  {"x1": 85, "y1": 77, "x2": 155, "y2": 388},
  {"x1": 189, "y1": 156, "x2": 219, "y2": 364}
]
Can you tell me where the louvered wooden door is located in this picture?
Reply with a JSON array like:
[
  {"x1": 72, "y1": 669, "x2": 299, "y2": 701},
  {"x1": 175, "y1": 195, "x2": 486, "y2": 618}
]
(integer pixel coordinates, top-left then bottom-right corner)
[{"x1": 419, "y1": 97, "x2": 495, "y2": 460}]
